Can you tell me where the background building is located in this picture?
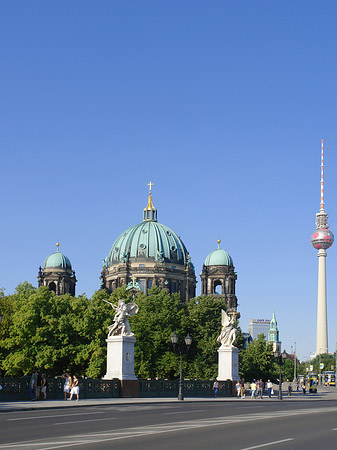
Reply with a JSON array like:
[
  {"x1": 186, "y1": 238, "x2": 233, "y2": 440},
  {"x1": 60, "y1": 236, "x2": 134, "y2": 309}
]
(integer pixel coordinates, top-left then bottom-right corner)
[
  {"x1": 268, "y1": 311, "x2": 281, "y2": 352},
  {"x1": 248, "y1": 318, "x2": 271, "y2": 340}
]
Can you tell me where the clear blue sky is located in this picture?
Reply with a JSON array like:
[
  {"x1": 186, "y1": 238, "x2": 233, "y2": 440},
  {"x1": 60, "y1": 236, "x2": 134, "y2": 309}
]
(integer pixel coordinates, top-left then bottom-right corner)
[{"x1": 1, "y1": 1, "x2": 337, "y2": 362}]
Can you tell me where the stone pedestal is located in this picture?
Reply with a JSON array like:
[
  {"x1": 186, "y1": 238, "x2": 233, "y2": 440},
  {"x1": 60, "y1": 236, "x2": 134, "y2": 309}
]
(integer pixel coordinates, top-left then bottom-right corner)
[
  {"x1": 217, "y1": 346, "x2": 239, "y2": 381},
  {"x1": 103, "y1": 335, "x2": 137, "y2": 381}
]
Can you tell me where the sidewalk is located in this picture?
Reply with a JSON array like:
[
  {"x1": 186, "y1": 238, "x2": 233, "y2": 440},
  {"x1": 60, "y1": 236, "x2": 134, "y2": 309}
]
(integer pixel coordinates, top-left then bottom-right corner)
[{"x1": 1, "y1": 386, "x2": 336, "y2": 412}]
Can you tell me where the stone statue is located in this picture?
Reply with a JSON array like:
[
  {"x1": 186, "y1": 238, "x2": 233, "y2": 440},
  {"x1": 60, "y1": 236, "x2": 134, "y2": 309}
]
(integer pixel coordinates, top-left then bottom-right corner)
[
  {"x1": 120, "y1": 252, "x2": 129, "y2": 263},
  {"x1": 217, "y1": 309, "x2": 238, "y2": 347},
  {"x1": 156, "y1": 250, "x2": 164, "y2": 262},
  {"x1": 103, "y1": 299, "x2": 139, "y2": 338}
]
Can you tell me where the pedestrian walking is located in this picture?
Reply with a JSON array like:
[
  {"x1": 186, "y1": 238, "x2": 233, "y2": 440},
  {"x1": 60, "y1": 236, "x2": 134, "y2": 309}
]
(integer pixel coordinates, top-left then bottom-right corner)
[
  {"x1": 235, "y1": 381, "x2": 241, "y2": 398},
  {"x1": 266, "y1": 380, "x2": 273, "y2": 398},
  {"x1": 302, "y1": 382, "x2": 306, "y2": 394},
  {"x1": 257, "y1": 379, "x2": 264, "y2": 399},
  {"x1": 63, "y1": 372, "x2": 72, "y2": 400},
  {"x1": 240, "y1": 378, "x2": 246, "y2": 399},
  {"x1": 41, "y1": 374, "x2": 48, "y2": 400},
  {"x1": 68, "y1": 375, "x2": 79, "y2": 401},
  {"x1": 250, "y1": 380, "x2": 257, "y2": 398},
  {"x1": 35, "y1": 371, "x2": 42, "y2": 400},
  {"x1": 288, "y1": 384, "x2": 292, "y2": 397},
  {"x1": 212, "y1": 379, "x2": 219, "y2": 398},
  {"x1": 28, "y1": 370, "x2": 37, "y2": 401}
]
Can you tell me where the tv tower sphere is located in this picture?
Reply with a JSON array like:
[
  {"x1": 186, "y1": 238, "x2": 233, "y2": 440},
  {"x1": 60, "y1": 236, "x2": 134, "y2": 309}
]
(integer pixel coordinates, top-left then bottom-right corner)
[{"x1": 311, "y1": 228, "x2": 334, "y2": 250}]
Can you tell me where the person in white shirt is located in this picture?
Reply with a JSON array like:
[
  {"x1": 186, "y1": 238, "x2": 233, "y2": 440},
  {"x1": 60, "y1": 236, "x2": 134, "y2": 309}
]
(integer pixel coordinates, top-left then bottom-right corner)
[{"x1": 266, "y1": 380, "x2": 273, "y2": 398}]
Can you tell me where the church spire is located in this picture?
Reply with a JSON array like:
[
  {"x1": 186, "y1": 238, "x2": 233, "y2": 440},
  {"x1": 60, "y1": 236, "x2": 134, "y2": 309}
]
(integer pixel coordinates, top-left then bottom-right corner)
[
  {"x1": 268, "y1": 311, "x2": 280, "y2": 351},
  {"x1": 143, "y1": 181, "x2": 157, "y2": 221}
]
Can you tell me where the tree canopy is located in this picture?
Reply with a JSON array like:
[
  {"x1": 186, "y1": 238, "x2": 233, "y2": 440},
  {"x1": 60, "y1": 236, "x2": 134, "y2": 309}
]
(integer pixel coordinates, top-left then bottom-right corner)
[
  {"x1": 239, "y1": 334, "x2": 277, "y2": 382},
  {"x1": 0, "y1": 283, "x2": 281, "y2": 382}
]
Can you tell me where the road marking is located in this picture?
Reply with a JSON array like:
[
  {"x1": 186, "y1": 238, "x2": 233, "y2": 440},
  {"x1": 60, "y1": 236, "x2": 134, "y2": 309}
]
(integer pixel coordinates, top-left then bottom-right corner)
[
  {"x1": 238, "y1": 438, "x2": 294, "y2": 450},
  {"x1": 98, "y1": 405, "x2": 172, "y2": 412},
  {"x1": 54, "y1": 417, "x2": 116, "y2": 425},
  {"x1": 0, "y1": 406, "x2": 336, "y2": 449},
  {"x1": 164, "y1": 409, "x2": 206, "y2": 414},
  {"x1": 7, "y1": 412, "x2": 104, "y2": 421}
]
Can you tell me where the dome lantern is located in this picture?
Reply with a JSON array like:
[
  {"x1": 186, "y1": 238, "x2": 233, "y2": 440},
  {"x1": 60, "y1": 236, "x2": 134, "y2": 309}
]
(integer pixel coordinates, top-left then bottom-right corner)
[{"x1": 143, "y1": 181, "x2": 157, "y2": 222}]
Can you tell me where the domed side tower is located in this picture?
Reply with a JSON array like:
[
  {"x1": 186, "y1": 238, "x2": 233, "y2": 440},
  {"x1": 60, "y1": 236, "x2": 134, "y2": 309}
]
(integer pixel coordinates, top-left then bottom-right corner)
[
  {"x1": 311, "y1": 140, "x2": 334, "y2": 355},
  {"x1": 200, "y1": 239, "x2": 239, "y2": 318},
  {"x1": 38, "y1": 242, "x2": 77, "y2": 296},
  {"x1": 101, "y1": 183, "x2": 196, "y2": 302}
]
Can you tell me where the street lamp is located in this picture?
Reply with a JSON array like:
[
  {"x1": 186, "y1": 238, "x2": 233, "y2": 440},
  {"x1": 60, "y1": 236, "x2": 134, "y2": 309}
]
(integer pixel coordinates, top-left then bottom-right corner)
[
  {"x1": 170, "y1": 332, "x2": 192, "y2": 401},
  {"x1": 274, "y1": 349, "x2": 287, "y2": 400}
]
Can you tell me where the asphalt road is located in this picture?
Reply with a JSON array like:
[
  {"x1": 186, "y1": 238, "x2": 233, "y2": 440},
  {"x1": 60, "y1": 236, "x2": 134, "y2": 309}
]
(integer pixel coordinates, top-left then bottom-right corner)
[{"x1": 1, "y1": 399, "x2": 337, "y2": 449}]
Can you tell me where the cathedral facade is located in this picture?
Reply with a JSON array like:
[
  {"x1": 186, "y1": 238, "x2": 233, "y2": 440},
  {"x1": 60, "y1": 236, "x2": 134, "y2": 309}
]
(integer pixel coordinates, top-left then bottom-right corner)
[{"x1": 38, "y1": 185, "x2": 239, "y2": 316}]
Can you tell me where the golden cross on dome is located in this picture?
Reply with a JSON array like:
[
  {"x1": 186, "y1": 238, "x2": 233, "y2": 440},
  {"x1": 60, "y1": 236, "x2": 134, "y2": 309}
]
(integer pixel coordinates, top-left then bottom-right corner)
[
  {"x1": 56, "y1": 241, "x2": 60, "y2": 252},
  {"x1": 148, "y1": 181, "x2": 154, "y2": 194}
]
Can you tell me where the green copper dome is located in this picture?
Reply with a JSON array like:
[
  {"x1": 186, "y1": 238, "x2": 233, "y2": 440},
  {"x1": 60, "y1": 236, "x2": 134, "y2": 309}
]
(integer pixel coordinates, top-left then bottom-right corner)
[
  {"x1": 107, "y1": 220, "x2": 191, "y2": 265},
  {"x1": 43, "y1": 249, "x2": 72, "y2": 270},
  {"x1": 204, "y1": 246, "x2": 233, "y2": 267},
  {"x1": 106, "y1": 191, "x2": 193, "y2": 267}
]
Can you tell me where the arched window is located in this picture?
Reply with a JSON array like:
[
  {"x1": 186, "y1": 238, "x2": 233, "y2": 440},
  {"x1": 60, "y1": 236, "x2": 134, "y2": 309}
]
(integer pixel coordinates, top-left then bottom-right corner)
[
  {"x1": 49, "y1": 282, "x2": 56, "y2": 293},
  {"x1": 214, "y1": 280, "x2": 222, "y2": 295}
]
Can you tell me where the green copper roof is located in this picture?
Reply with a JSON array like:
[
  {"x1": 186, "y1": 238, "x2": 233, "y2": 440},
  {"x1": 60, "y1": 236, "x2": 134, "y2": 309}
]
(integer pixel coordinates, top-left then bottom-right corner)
[
  {"x1": 270, "y1": 311, "x2": 278, "y2": 331},
  {"x1": 43, "y1": 252, "x2": 72, "y2": 270},
  {"x1": 204, "y1": 248, "x2": 233, "y2": 267},
  {"x1": 106, "y1": 188, "x2": 194, "y2": 269},
  {"x1": 107, "y1": 220, "x2": 192, "y2": 266}
]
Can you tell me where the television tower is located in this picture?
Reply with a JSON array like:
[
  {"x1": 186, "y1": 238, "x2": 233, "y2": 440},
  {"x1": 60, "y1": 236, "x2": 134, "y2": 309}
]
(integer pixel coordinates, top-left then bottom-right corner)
[{"x1": 311, "y1": 140, "x2": 334, "y2": 355}]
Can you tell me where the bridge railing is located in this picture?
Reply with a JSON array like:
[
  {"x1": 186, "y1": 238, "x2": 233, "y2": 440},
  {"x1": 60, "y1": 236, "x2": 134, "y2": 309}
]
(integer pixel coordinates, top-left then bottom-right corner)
[
  {"x1": 0, "y1": 377, "x2": 121, "y2": 401},
  {"x1": 0, "y1": 377, "x2": 234, "y2": 401}
]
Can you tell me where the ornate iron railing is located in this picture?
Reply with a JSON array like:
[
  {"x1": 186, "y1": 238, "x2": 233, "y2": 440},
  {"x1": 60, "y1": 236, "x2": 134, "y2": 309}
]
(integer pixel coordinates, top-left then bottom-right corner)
[
  {"x1": 0, "y1": 377, "x2": 233, "y2": 401},
  {"x1": 0, "y1": 377, "x2": 121, "y2": 401},
  {"x1": 139, "y1": 379, "x2": 233, "y2": 397}
]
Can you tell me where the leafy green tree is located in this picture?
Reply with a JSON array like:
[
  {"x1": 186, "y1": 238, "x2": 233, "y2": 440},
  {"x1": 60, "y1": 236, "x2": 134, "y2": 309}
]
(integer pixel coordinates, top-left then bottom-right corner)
[
  {"x1": 309, "y1": 353, "x2": 335, "y2": 374},
  {"x1": 281, "y1": 358, "x2": 296, "y2": 381},
  {"x1": 0, "y1": 284, "x2": 114, "y2": 377},
  {"x1": 185, "y1": 295, "x2": 227, "y2": 379},
  {"x1": 0, "y1": 282, "x2": 250, "y2": 381},
  {"x1": 239, "y1": 334, "x2": 276, "y2": 382},
  {"x1": 130, "y1": 287, "x2": 186, "y2": 379}
]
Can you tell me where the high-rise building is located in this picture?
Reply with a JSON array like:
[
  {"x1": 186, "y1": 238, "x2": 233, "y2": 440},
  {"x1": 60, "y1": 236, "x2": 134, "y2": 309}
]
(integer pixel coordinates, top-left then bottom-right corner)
[
  {"x1": 311, "y1": 140, "x2": 334, "y2": 355},
  {"x1": 247, "y1": 318, "x2": 271, "y2": 340}
]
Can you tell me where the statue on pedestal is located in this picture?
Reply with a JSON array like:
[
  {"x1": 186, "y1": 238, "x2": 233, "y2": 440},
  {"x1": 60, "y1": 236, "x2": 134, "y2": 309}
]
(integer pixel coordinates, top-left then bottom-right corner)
[
  {"x1": 103, "y1": 299, "x2": 138, "y2": 338},
  {"x1": 217, "y1": 309, "x2": 238, "y2": 347}
]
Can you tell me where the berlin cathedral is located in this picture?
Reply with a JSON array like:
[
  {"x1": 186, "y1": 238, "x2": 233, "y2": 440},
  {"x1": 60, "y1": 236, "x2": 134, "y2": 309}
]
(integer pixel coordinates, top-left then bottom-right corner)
[{"x1": 37, "y1": 184, "x2": 239, "y2": 317}]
